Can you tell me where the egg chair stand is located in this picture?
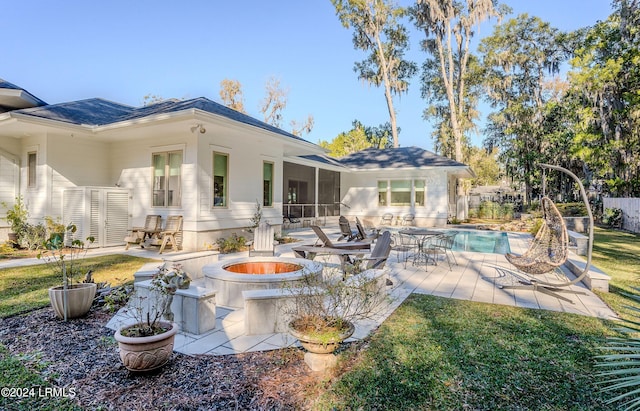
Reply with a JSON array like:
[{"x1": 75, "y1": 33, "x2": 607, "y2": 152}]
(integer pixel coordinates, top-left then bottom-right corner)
[{"x1": 499, "y1": 164, "x2": 594, "y2": 304}]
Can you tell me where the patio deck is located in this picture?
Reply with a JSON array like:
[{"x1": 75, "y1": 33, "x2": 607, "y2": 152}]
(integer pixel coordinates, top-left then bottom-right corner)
[{"x1": 101, "y1": 226, "x2": 618, "y2": 356}]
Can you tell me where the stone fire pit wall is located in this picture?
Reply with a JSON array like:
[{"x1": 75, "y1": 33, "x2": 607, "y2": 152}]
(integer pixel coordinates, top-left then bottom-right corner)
[{"x1": 202, "y1": 257, "x2": 323, "y2": 309}]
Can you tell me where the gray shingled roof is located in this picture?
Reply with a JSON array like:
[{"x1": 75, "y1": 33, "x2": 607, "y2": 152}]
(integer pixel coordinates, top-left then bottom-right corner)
[
  {"x1": 10, "y1": 95, "x2": 307, "y2": 142},
  {"x1": 0, "y1": 78, "x2": 48, "y2": 107},
  {"x1": 338, "y1": 146, "x2": 468, "y2": 169}
]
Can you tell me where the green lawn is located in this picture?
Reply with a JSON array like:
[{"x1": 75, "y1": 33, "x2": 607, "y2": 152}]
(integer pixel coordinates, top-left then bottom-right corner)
[
  {"x1": 315, "y1": 295, "x2": 618, "y2": 410},
  {"x1": 591, "y1": 227, "x2": 640, "y2": 319},
  {"x1": 0, "y1": 346, "x2": 81, "y2": 411},
  {"x1": 309, "y1": 226, "x2": 640, "y2": 410},
  {"x1": 0, "y1": 254, "x2": 158, "y2": 318}
]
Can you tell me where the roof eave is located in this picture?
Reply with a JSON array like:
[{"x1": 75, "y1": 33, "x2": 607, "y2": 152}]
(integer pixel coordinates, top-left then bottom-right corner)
[{"x1": 4, "y1": 112, "x2": 94, "y2": 133}]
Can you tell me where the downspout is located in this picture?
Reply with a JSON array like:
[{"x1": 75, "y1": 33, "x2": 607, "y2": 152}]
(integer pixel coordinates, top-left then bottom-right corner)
[{"x1": 314, "y1": 167, "x2": 319, "y2": 220}]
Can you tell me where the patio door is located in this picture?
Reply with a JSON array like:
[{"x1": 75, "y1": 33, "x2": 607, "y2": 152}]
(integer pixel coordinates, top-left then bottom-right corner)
[{"x1": 63, "y1": 187, "x2": 130, "y2": 247}]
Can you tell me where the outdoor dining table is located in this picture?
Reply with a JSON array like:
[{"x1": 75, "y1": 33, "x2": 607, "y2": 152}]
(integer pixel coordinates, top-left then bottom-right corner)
[{"x1": 398, "y1": 229, "x2": 442, "y2": 269}]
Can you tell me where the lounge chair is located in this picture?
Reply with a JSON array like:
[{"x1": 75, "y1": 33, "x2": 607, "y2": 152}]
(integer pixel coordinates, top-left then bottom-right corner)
[
  {"x1": 338, "y1": 216, "x2": 357, "y2": 241},
  {"x1": 146, "y1": 215, "x2": 183, "y2": 254},
  {"x1": 310, "y1": 225, "x2": 371, "y2": 250},
  {"x1": 292, "y1": 225, "x2": 372, "y2": 267},
  {"x1": 248, "y1": 222, "x2": 276, "y2": 256},
  {"x1": 355, "y1": 217, "x2": 378, "y2": 243},
  {"x1": 294, "y1": 231, "x2": 391, "y2": 278},
  {"x1": 124, "y1": 215, "x2": 162, "y2": 250},
  {"x1": 354, "y1": 230, "x2": 392, "y2": 271}
]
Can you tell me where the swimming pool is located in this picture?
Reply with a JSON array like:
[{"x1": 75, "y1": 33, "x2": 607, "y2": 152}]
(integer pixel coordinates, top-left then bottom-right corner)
[{"x1": 450, "y1": 230, "x2": 511, "y2": 254}]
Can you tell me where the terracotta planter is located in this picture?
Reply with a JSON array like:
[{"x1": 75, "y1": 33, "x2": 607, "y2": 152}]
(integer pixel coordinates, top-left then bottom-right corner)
[
  {"x1": 288, "y1": 319, "x2": 355, "y2": 354},
  {"x1": 114, "y1": 322, "x2": 177, "y2": 372},
  {"x1": 48, "y1": 283, "x2": 97, "y2": 319}
]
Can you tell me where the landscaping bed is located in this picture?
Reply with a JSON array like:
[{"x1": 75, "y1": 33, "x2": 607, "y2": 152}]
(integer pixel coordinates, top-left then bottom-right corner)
[{"x1": 0, "y1": 306, "x2": 322, "y2": 410}]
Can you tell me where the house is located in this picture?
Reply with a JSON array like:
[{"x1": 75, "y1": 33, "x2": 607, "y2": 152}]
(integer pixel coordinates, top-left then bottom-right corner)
[{"x1": 0, "y1": 79, "x2": 473, "y2": 250}]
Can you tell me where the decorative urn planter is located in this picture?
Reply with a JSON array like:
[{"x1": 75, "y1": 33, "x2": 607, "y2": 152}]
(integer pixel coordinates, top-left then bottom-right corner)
[
  {"x1": 288, "y1": 319, "x2": 355, "y2": 355},
  {"x1": 48, "y1": 282, "x2": 97, "y2": 319},
  {"x1": 114, "y1": 322, "x2": 177, "y2": 372}
]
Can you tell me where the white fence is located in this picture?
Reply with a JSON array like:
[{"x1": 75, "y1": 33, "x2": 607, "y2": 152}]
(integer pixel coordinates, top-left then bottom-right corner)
[{"x1": 603, "y1": 197, "x2": 640, "y2": 233}]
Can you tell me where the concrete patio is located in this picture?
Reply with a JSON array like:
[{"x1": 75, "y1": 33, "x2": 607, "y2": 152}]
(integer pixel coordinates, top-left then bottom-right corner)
[{"x1": 100, "y1": 226, "x2": 618, "y2": 356}]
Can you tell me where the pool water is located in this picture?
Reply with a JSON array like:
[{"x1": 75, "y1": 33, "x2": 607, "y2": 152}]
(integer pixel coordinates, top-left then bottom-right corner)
[{"x1": 451, "y1": 230, "x2": 511, "y2": 254}]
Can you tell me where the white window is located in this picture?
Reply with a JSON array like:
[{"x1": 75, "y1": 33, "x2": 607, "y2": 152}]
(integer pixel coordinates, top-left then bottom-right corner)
[
  {"x1": 378, "y1": 179, "x2": 426, "y2": 207},
  {"x1": 27, "y1": 151, "x2": 37, "y2": 188},
  {"x1": 213, "y1": 152, "x2": 228, "y2": 207},
  {"x1": 152, "y1": 151, "x2": 182, "y2": 207},
  {"x1": 263, "y1": 161, "x2": 274, "y2": 207}
]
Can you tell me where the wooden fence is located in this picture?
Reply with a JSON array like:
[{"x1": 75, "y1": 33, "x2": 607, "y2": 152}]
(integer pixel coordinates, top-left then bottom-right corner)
[{"x1": 603, "y1": 197, "x2": 640, "y2": 233}]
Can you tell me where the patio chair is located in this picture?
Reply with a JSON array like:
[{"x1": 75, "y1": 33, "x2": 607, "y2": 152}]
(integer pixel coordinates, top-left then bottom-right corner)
[
  {"x1": 380, "y1": 213, "x2": 394, "y2": 226},
  {"x1": 426, "y1": 231, "x2": 458, "y2": 270},
  {"x1": 248, "y1": 222, "x2": 276, "y2": 256},
  {"x1": 499, "y1": 164, "x2": 594, "y2": 304},
  {"x1": 401, "y1": 214, "x2": 415, "y2": 226},
  {"x1": 124, "y1": 215, "x2": 162, "y2": 250},
  {"x1": 392, "y1": 230, "x2": 419, "y2": 269},
  {"x1": 355, "y1": 216, "x2": 378, "y2": 243},
  {"x1": 338, "y1": 216, "x2": 357, "y2": 241},
  {"x1": 147, "y1": 215, "x2": 183, "y2": 254}
]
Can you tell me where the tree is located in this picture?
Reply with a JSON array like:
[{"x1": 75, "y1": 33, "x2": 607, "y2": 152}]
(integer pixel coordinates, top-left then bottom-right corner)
[
  {"x1": 465, "y1": 145, "x2": 502, "y2": 186},
  {"x1": 567, "y1": 0, "x2": 640, "y2": 196},
  {"x1": 142, "y1": 94, "x2": 166, "y2": 106},
  {"x1": 259, "y1": 76, "x2": 288, "y2": 128},
  {"x1": 318, "y1": 119, "x2": 393, "y2": 157},
  {"x1": 479, "y1": 14, "x2": 569, "y2": 204},
  {"x1": 219, "y1": 79, "x2": 246, "y2": 113},
  {"x1": 411, "y1": 0, "x2": 503, "y2": 163},
  {"x1": 332, "y1": 0, "x2": 418, "y2": 148},
  {"x1": 290, "y1": 115, "x2": 315, "y2": 137}
]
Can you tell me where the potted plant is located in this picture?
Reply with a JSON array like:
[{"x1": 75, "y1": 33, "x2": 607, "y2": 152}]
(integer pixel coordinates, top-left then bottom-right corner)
[
  {"x1": 114, "y1": 262, "x2": 190, "y2": 372},
  {"x1": 2, "y1": 196, "x2": 28, "y2": 247},
  {"x1": 283, "y1": 263, "x2": 389, "y2": 370},
  {"x1": 38, "y1": 223, "x2": 96, "y2": 320}
]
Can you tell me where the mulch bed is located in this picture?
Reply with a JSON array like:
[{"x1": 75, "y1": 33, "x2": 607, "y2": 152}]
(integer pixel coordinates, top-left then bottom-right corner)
[{"x1": 0, "y1": 305, "x2": 336, "y2": 410}]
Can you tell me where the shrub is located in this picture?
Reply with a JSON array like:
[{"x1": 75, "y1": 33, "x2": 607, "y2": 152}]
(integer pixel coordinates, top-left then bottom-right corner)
[
  {"x1": 20, "y1": 223, "x2": 46, "y2": 250},
  {"x1": 601, "y1": 208, "x2": 623, "y2": 228},
  {"x1": 529, "y1": 218, "x2": 543, "y2": 236},
  {"x1": 216, "y1": 233, "x2": 247, "y2": 253},
  {"x1": 556, "y1": 202, "x2": 587, "y2": 216},
  {"x1": 477, "y1": 201, "x2": 513, "y2": 220}
]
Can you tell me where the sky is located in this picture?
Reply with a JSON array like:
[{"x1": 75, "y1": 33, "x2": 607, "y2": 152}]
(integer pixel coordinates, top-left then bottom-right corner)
[{"x1": 3, "y1": 0, "x2": 613, "y2": 152}]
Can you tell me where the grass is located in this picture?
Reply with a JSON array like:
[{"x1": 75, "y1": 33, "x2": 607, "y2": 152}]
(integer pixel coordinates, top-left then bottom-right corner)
[
  {"x1": 0, "y1": 254, "x2": 158, "y2": 318},
  {"x1": 0, "y1": 346, "x2": 81, "y2": 411},
  {"x1": 308, "y1": 226, "x2": 640, "y2": 410},
  {"x1": 315, "y1": 295, "x2": 619, "y2": 410}
]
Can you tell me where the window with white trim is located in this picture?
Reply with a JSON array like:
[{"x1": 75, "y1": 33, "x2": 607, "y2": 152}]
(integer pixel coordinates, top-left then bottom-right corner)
[
  {"x1": 152, "y1": 150, "x2": 182, "y2": 207},
  {"x1": 378, "y1": 179, "x2": 426, "y2": 207},
  {"x1": 27, "y1": 151, "x2": 37, "y2": 188},
  {"x1": 263, "y1": 161, "x2": 273, "y2": 207},
  {"x1": 213, "y1": 152, "x2": 228, "y2": 207}
]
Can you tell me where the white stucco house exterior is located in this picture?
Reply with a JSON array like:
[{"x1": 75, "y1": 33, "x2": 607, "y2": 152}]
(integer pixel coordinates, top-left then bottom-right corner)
[{"x1": 0, "y1": 79, "x2": 473, "y2": 250}]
